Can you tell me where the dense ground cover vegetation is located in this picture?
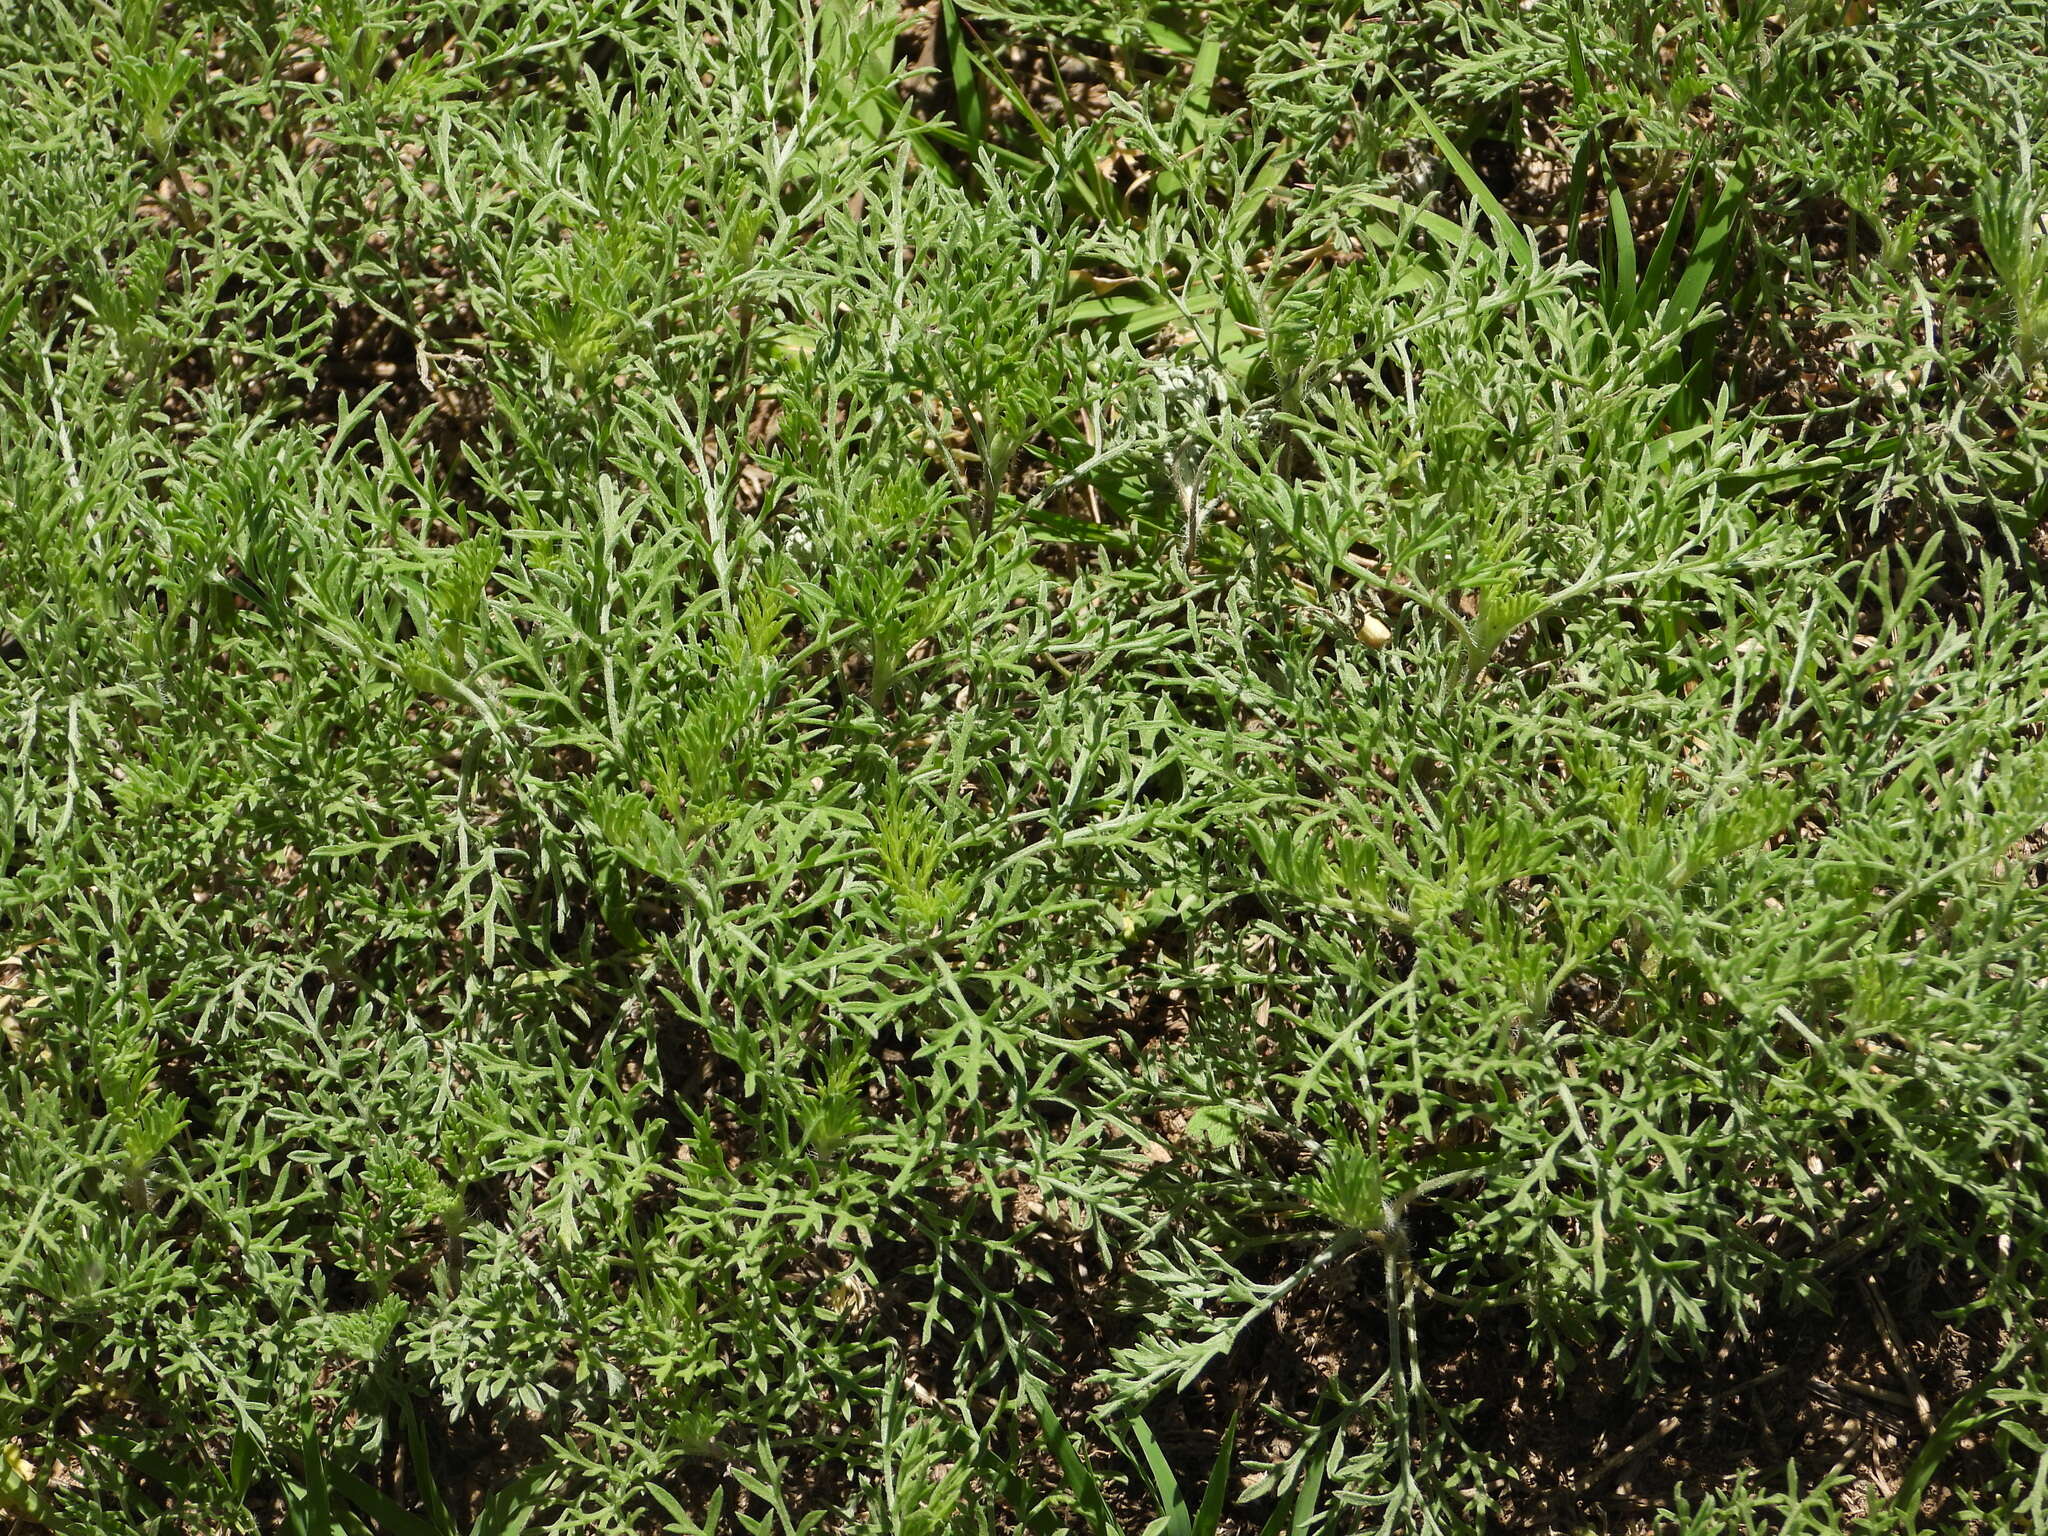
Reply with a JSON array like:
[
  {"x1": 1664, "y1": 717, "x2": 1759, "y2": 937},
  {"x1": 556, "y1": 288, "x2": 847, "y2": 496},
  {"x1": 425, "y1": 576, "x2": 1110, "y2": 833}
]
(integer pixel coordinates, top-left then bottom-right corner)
[{"x1": 4, "y1": 1, "x2": 2048, "y2": 1530}]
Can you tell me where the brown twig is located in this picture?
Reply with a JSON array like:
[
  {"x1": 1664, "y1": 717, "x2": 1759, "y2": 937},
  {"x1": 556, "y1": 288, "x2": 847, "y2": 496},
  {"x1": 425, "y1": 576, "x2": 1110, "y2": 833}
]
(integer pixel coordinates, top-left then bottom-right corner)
[
  {"x1": 1572, "y1": 1366, "x2": 1791, "y2": 1497},
  {"x1": 1578, "y1": 1414, "x2": 1683, "y2": 1496},
  {"x1": 1835, "y1": 1375, "x2": 1915, "y2": 1412},
  {"x1": 1859, "y1": 1275, "x2": 1937, "y2": 1436}
]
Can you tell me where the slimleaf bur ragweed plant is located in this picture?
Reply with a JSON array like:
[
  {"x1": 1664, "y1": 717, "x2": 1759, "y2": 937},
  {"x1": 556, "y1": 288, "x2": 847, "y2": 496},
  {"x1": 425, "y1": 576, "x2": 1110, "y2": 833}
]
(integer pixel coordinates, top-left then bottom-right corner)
[{"x1": 2, "y1": 2, "x2": 2046, "y2": 1533}]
